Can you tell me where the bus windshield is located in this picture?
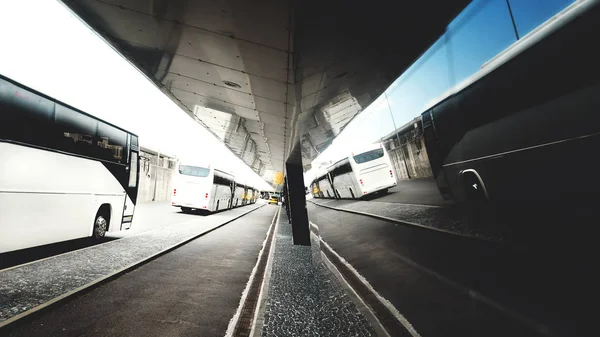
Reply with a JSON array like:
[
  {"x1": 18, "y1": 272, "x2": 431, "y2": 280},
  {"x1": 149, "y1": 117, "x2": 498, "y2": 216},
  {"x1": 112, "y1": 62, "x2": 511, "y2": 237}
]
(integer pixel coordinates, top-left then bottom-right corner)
[
  {"x1": 353, "y1": 148, "x2": 384, "y2": 164},
  {"x1": 179, "y1": 165, "x2": 210, "y2": 177}
]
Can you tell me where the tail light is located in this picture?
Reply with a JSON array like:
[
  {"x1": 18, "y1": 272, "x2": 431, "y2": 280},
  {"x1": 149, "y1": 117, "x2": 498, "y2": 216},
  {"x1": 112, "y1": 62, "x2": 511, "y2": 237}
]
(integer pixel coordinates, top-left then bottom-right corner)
[
  {"x1": 173, "y1": 189, "x2": 176, "y2": 196},
  {"x1": 359, "y1": 179, "x2": 363, "y2": 185},
  {"x1": 205, "y1": 193, "x2": 209, "y2": 199},
  {"x1": 390, "y1": 170, "x2": 393, "y2": 177}
]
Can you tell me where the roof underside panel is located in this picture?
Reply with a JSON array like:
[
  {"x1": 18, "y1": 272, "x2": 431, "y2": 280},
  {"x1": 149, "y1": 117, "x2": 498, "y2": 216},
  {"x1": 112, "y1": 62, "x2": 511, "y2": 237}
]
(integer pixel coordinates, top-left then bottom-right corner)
[{"x1": 61, "y1": 0, "x2": 469, "y2": 179}]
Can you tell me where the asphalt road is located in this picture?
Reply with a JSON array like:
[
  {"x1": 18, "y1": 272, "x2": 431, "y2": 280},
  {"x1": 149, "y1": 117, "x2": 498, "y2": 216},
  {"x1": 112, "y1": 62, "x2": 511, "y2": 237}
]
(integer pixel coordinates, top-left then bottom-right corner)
[
  {"x1": 367, "y1": 177, "x2": 451, "y2": 206},
  {"x1": 4, "y1": 205, "x2": 277, "y2": 337},
  {"x1": 310, "y1": 177, "x2": 451, "y2": 206},
  {"x1": 0, "y1": 202, "x2": 258, "y2": 270},
  {"x1": 307, "y1": 203, "x2": 596, "y2": 337}
]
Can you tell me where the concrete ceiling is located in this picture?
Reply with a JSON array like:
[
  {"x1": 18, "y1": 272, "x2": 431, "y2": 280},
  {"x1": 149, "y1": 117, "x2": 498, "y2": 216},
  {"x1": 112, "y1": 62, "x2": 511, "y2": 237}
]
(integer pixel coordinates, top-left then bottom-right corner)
[{"x1": 61, "y1": 0, "x2": 468, "y2": 183}]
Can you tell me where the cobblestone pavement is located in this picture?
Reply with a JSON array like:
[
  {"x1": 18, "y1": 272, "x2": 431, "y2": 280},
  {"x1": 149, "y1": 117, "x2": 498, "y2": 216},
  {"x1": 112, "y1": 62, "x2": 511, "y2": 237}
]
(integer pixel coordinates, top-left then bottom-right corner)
[
  {"x1": 309, "y1": 198, "x2": 503, "y2": 241},
  {"x1": 261, "y1": 215, "x2": 376, "y2": 336}
]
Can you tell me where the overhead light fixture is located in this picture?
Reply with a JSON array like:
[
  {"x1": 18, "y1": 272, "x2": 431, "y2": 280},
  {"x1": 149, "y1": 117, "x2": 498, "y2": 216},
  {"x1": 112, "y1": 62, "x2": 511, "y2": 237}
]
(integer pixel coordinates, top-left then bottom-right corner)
[{"x1": 223, "y1": 80, "x2": 242, "y2": 88}]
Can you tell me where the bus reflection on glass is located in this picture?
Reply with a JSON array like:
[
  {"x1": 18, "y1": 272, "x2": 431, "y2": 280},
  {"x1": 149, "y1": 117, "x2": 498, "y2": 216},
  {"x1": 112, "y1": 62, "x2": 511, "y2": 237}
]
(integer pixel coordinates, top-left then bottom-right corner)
[{"x1": 311, "y1": 143, "x2": 397, "y2": 199}]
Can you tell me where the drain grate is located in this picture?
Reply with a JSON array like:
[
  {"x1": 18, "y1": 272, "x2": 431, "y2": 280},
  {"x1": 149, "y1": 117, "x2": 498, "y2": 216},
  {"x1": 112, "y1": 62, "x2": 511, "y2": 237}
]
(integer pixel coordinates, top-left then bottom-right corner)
[{"x1": 233, "y1": 208, "x2": 279, "y2": 336}]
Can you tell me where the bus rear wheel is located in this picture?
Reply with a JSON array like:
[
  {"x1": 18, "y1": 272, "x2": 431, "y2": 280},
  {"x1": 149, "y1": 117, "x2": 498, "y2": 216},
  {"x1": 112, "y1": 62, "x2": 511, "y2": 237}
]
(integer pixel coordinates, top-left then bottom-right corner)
[{"x1": 181, "y1": 207, "x2": 192, "y2": 213}]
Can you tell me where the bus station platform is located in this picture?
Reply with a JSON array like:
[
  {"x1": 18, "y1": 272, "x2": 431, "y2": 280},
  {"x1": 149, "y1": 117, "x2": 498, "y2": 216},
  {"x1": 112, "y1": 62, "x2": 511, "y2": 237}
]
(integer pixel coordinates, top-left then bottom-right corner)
[
  {"x1": 0, "y1": 204, "x2": 386, "y2": 337},
  {"x1": 0, "y1": 204, "x2": 269, "y2": 334},
  {"x1": 255, "y1": 210, "x2": 379, "y2": 337},
  {"x1": 1, "y1": 200, "x2": 586, "y2": 337}
]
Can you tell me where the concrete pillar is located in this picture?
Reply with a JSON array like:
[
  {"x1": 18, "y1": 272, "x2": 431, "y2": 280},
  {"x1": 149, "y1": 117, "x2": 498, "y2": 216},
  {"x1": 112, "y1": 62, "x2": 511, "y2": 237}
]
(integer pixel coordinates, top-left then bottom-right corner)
[
  {"x1": 282, "y1": 176, "x2": 291, "y2": 223},
  {"x1": 285, "y1": 162, "x2": 310, "y2": 246}
]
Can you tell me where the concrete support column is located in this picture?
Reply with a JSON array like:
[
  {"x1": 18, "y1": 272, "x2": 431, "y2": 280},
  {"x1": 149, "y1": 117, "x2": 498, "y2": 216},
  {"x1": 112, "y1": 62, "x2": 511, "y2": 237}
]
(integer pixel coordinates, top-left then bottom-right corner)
[
  {"x1": 282, "y1": 176, "x2": 291, "y2": 223},
  {"x1": 285, "y1": 162, "x2": 310, "y2": 246}
]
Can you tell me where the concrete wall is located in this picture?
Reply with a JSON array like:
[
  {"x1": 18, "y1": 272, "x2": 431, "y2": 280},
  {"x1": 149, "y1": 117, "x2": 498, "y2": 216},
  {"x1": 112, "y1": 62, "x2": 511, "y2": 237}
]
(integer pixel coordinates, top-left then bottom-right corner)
[
  {"x1": 387, "y1": 138, "x2": 433, "y2": 180},
  {"x1": 138, "y1": 148, "x2": 177, "y2": 203},
  {"x1": 383, "y1": 120, "x2": 433, "y2": 181}
]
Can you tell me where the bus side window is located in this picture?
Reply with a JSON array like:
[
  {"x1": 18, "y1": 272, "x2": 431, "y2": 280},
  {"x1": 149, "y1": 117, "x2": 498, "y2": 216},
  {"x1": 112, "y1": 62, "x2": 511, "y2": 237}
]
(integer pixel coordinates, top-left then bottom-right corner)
[
  {"x1": 55, "y1": 105, "x2": 98, "y2": 158},
  {"x1": 0, "y1": 79, "x2": 55, "y2": 148},
  {"x1": 131, "y1": 135, "x2": 138, "y2": 148},
  {"x1": 97, "y1": 122, "x2": 127, "y2": 163}
]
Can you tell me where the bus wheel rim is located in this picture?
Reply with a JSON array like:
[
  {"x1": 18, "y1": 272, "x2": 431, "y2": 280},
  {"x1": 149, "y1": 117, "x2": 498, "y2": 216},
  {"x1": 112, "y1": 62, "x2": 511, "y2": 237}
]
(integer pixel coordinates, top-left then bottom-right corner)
[{"x1": 95, "y1": 216, "x2": 107, "y2": 238}]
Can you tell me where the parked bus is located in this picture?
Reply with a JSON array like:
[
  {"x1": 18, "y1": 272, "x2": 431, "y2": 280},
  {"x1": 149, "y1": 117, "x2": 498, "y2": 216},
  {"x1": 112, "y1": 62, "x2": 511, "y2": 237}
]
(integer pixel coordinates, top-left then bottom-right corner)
[
  {"x1": 171, "y1": 163, "x2": 236, "y2": 212},
  {"x1": 233, "y1": 181, "x2": 247, "y2": 207},
  {"x1": 254, "y1": 188, "x2": 259, "y2": 203},
  {"x1": 421, "y1": 0, "x2": 600, "y2": 220},
  {"x1": 328, "y1": 143, "x2": 397, "y2": 199},
  {"x1": 310, "y1": 168, "x2": 333, "y2": 198},
  {"x1": 242, "y1": 186, "x2": 253, "y2": 205},
  {"x1": 233, "y1": 182, "x2": 258, "y2": 206},
  {"x1": 246, "y1": 187, "x2": 259, "y2": 204},
  {"x1": 0, "y1": 75, "x2": 140, "y2": 253}
]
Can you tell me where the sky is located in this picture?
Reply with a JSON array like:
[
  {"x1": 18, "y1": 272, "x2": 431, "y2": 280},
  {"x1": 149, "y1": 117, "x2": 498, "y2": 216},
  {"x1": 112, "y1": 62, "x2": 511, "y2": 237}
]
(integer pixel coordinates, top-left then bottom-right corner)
[
  {"x1": 0, "y1": 0, "x2": 575, "y2": 189},
  {"x1": 304, "y1": 0, "x2": 576, "y2": 183},
  {"x1": 0, "y1": 0, "x2": 273, "y2": 191}
]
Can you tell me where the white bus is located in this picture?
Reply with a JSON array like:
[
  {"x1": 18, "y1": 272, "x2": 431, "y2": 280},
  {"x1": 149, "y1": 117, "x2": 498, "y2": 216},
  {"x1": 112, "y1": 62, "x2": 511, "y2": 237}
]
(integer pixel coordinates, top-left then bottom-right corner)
[
  {"x1": 233, "y1": 181, "x2": 255, "y2": 207},
  {"x1": 171, "y1": 163, "x2": 236, "y2": 212},
  {"x1": 233, "y1": 181, "x2": 247, "y2": 207},
  {"x1": 244, "y1": 187, "x2": 259, "y2": 205},
  {"x1": 327, "y1": 143, "x2": 397, "y2": 199},
  {"x1": 0, "y1": 75, "x2": 140, "y2": 253},
  {"x1": 310, "y1": 168, "x2": 334, "y2": 198}
]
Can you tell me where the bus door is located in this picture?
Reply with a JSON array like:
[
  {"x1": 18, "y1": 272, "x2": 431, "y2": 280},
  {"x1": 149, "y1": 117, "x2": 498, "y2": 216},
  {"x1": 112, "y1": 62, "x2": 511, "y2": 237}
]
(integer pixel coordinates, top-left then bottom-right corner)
[{"x1": 123, "y1": 135, "x2": 139, "y2": 229}]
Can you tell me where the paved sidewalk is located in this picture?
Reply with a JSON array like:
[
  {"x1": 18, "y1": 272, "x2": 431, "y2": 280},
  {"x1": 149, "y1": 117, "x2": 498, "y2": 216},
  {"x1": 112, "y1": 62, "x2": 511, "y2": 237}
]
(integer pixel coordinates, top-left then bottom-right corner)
[{"x1": 259, "y1": 212, "x2": 376, "y2": 336}]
